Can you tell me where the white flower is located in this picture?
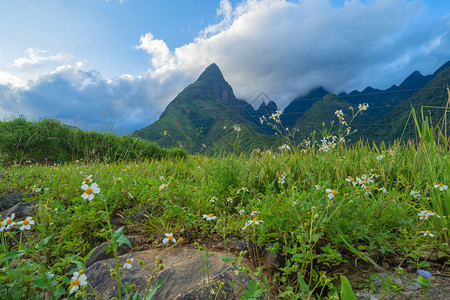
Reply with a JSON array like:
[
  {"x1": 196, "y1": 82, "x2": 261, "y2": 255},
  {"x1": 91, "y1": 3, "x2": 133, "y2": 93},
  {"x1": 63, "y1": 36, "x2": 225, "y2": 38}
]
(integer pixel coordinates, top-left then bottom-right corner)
[
  {"x1": 376, "y1": 155, "x2": 385, "y2": 160},
  {"x1": 233, "y1": 125, "x2": 241, "y2": 132},
  {"x1": 314, "y1": 184, "x2": 321, "y2": 190},
  {"x1": 279, "y1": 144, "x2": 290, "y2": 150},
  {"x1": 378, "y1": 187, "x2": 388, "y2": 194},
  {"x1": 433, "y1": 183, "x2": 448, "y2": 191},
  {"x1": 358, "y1": 103, "x2": 369, "y2": 111},
  {"x1": 159, "y1": 183, "x2": 168, "y2": 190},
  {"x1": 250, "y1": 210, "x2": 258, "y2": 216},
  {"x1": 421, "y1": 230, "x2": 434, "y2": 237},
  {"x1": 325, "y1": 189, "x2": 337, "y2": 199},
  {"x1": 159, "y1": 176, "x2": 164, "y2": 180},
  {"x1": 163, "y1": 233, "x2": 176, "y2": 244},
  {"x1": 81, "y1": 183, "x2": 100, "y2": 201},
  {"x1": 82, "y1": 175, "x2": 92, "y2": 183},
  {"x1": 69, "y1": 272, "x2": 88, "y2": 294},
  {"x1": 246, "y1": 218, "x2": 263, "y2": 225},
  {"x1": 123, "y1": 258, "x2": 134, "y2": 269},
  {"x1": 410, "y1": 190, "x2": 421, "y2": 198},
  {"x1": 203, "y1": 213, "x2": 217, "y2": 221},
  {"x1": 418, "y1": 211, "x2": 430, "y2": 220},
  {"x1": 2, "y1": 213, "x2": 16, "y2": 231},
  {"x1": 17, "y1": 216, "x2": 35, "y2": 231},
  {"x1": 345, "y1": 177, "x2": 358, "y2": 186},
  {"x1": 209, "y1": 196, "x2": 217, "y2": 203},
  {"x1": 227, "y1": 197, "x2": 233, "y2": 203},
  {"x1": 238, "y1": 209, "x2": 245, "y2": 215}
]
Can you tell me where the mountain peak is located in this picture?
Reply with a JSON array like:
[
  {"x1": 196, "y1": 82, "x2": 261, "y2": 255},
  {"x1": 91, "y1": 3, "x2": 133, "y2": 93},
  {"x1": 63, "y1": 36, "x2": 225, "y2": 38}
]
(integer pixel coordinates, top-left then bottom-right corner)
[{"x1": 196, "y1": 63, "x2": 226, "y2": 83}]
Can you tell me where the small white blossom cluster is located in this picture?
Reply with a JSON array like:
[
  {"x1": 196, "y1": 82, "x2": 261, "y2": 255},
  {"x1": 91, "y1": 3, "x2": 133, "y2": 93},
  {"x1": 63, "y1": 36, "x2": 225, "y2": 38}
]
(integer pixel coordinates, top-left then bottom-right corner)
[
  {"x1": 345, "y1": 174, "x2": 379, "y2": 195},
  {"x1": 358, "y1": 103, "x2": 369, "y2": 111},
  {"x1": 279, "y1": 144, "x2": 291, "y2": 150},
  {"x1": 233, "y1": 124, "x2": 241, "y2": 132},
  {"x1": 278, "y1": 172, "x2": 287, "y2": 184}
]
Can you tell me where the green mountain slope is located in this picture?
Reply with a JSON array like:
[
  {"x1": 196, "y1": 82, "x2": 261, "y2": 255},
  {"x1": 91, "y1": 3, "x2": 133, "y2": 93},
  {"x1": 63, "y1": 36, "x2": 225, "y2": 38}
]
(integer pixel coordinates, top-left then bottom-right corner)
[
  {"x1": 133, "y1": 63, "x2": 281, "y2": 152},
  {"x1": 370, "y1": 64, "x2": 450, "y2": 142}
]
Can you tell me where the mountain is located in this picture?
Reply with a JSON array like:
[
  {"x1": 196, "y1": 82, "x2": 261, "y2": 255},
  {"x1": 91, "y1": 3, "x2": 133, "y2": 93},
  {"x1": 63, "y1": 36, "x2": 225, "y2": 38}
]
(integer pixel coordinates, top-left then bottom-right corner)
[
  {"x1": 369, "y1": 63, "x2": 450, "y2": 142},
  {"x1": 133, "y1": 63, "x2": 281, "y2": 151},
  {"x1": 281, "y1": 87, "x2": 329, "y2": 127}
]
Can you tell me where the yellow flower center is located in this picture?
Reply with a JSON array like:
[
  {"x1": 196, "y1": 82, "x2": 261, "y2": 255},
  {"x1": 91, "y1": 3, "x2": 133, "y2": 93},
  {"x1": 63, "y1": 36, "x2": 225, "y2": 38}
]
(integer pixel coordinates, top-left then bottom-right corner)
[
  {"x1": 208, "y1": 213, "x2": 214, "y2": 218},
  {"x1": 439, "y1": 183, "x2": 443, "y2": 187},
  {"x1": 168, "y1": 236, "x2": 173, "y2": 241},
  {"x1": 71, "y1": 278, "x2": 80, "y2": 286},
  {"x1": 421, "y1": 214, "x2": 426, "y2": 219},
  {"x1": 350, "y1": 178, "x2": 355, "y2": 182},
  {"x1": 425, "y1": 230, "x2": 430, "y2": 234},
  {"x1": 331, "y1": 190, "x2": 337, "y2": 195},
  {"x1": 179, "y1": 237, "x2": 184, "y2": 242},
  {"x1": 85, "y1": 187, "x2": 93, "y2": 195},
  {"x1": 23, "y1": 220, "x2": 30, "y2": 225},
  {"x1": 253, "y1": 218, "x2": 258, "y2": 222},
  {"x1": 6, "y1": 218, "x2": 13, "y2": 225},
  {"x1": 84, "y1": 176, "x2": 89, "y2": 182},
  {"x1": 126, "y1": 259, "x2": 132, "y2": 264}
]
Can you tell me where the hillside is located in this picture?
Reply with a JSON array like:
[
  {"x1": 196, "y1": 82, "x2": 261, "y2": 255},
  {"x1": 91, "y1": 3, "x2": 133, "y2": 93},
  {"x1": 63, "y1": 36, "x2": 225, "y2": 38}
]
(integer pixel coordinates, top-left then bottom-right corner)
[
  {"x1": 370, "y1": 64, "x2": 450, "y2": 142},
  {"x1": 133, "y1": 63, "x2": 281, "y2": 152}
]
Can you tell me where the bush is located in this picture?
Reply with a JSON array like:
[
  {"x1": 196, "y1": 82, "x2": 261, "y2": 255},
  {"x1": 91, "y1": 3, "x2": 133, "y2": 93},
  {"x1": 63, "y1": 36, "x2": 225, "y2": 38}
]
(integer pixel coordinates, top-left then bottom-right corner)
[{"x1": 0, "y1": 117, "x2": 186, "y2": 165}]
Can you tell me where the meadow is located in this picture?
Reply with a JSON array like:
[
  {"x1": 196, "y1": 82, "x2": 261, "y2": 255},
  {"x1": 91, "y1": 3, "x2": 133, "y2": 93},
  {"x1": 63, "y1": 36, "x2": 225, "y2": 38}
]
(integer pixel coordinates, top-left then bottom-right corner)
[{"x1": 0, "y1": 106, "x2": 449, "y2": 299}]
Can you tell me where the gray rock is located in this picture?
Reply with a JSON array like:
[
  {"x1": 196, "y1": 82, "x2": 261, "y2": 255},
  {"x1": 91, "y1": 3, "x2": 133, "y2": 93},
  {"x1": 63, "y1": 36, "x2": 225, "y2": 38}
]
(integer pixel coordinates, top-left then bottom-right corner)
[
  {"x1": 85, "y1": 238, "x2": 135, "y2": 268},
  {"x1": 262, "y1": 244, "x2": 285, "y2": 269},
  {"x1": 0, "y1": 193, "x2": 28, "y2": 212},
  {"x1": 1, "y1": 201, "x2": 37, "y2": 219},
  {"x1": 84, "y1": 247, "x2": 257, "y2": 299}
]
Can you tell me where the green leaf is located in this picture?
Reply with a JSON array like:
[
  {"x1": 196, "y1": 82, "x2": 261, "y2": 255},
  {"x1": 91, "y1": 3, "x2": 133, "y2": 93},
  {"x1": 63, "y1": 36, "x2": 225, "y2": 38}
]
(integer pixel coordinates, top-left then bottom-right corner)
[
  {"x1": 113, "y1": 227, "x2": 131, "y2": 248},
  {"x1": 144, "y1": 277, "x2": 165, "y2": 300},
  {"x1": 0, "y1": 250, "x2": 26, "y2": 263},
  {"x1": 297, "y1": 274, "x2": 309, "y2": 293},
  {"x1": 340, "y1": 275, "x2": 358, "y2": 300},
  {"x1": 35, "y1": 234, "x2": 54, "y2": 250}
]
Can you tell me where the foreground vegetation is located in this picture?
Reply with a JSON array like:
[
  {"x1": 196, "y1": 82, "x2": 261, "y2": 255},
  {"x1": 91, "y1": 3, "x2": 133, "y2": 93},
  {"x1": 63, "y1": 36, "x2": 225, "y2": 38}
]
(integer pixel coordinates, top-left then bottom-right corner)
[{"x1": 0, "y1": 105, "x2": 449, "y2": 299}]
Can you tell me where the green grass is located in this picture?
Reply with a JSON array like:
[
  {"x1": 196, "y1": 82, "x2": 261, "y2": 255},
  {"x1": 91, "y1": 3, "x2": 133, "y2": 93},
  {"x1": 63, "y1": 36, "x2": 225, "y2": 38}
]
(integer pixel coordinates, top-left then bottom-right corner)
[
  {"x1": 0, "y1": 104, "x2": 449, "y2": 299},
  {"x1": 0, "y1": 117, "x2": 186, "y2": 165},
  {"x1": 1, "y1": 137, "x2": 449, "y2": 299}
]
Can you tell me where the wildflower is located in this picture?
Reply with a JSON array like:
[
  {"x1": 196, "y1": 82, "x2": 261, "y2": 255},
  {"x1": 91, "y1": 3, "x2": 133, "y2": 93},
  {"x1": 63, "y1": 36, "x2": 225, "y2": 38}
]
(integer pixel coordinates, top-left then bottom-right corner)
[
  {"x1": 418, "y1": 211, "x2": 429, "y2": 220},
  {"x1": 358, "y1": 103, "x2": 369, "y2": 111},
  {"x1": 250, "y1": 210, "x2": 258, "y2": 216},
  {"x1": 203, "y1": 213, "x2": 217, "y2": 221},
  {"x1": 163, "y1": 130, "x2": 168, "y2": 136},
  {"x1": 433, "y1": 183, "x2": 448, "y2": 191},
  {"x1": 209, "y1": 196, "x2": 217, "y2": 203},
  {"x1": 3, "y1": 213, "x2": 16, "y2": 231},
  {"x1": 163, "y1": 233, "x2": 176, "y2": 244},
  {"x1": 83, "y1": 175, "x2": 92, "y2": 183},
  {"x1": 69, "y1": 271, "x2": 88, "y2": 294},
  {"x1": 377, "y1": 187, "x2": 388, "y2": 194},
  {"x1": 202, "y1": 144, "x2": 206, "y2": 148},
  {"x1": 279, "y1": 144, "x2": 290, "y2": 150},
  {"x1": 325, "y1": 189, "x2": 337, "y2": 199},
  {"x1": 314, "y1": 184, "x2": 321, "y2": 190},
  {"x1": 123, "y1": 258, "x2": 134, "y2": 269},
  {"x1": 81, "y1": 183, "x2": 100, "y2": 201},
  {"x1": 278, "y1": 172, "x2": 287, "y2": 184},
  {"x1": 376, "y1": 155, "x2": 385, "y2": 160},
  {"x1": 234, "y1": 270, "x2": 239, "y2": 275},
  {"x1": 242, "y1": 224, "x2": 248, "y2": 230},
  {"x1": 17, "y1": 216, "x2": 35, "y2": 231},
  {"x1": 417, "y1": 270, "x2": 432, "y2": 278},
  {"x1": 246, "y1": 218, "x2": 263, "y2": 225},
  {"x1": 237, "y1": 187, "x2": 249, "y2": 194},
  {"x1": 410, "y1": 190, "x2": 421, "y2": 198},
  {"x1": 421, "y1": 230, "x2": 434, "y2": 237},
  {"x1": 159, "y1": 176, "x2": 164, "y2": 180},
  {"x1": 259, "y1": 117, "x2": 264, "y2": 125},
  {"x1": 238, "y1": 209, "x2": 245, "y2": 215},
  {"x1": 345, "y1": 177, "x2": 358, "y2": 186},
  {"x1": 159, "y1": 183, "x2": 168, "y2": 190},
  {"x1": 335, "y1": 110, "x2": 344, "y2": 117},
  {"x1": 233, "y1": 125, "x2": 241, "y2": 132},
  {"x1": 227, "y1": 197, "x2": 233, "y2": 203}
]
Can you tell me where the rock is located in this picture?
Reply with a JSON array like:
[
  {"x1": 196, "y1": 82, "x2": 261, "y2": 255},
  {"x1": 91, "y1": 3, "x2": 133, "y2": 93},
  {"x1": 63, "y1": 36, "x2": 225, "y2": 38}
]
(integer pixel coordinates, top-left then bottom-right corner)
[
  {"x1": 85, "y1": 237, "x2": 135, "y2": 268},
  {"x1": 227, "y1": 237, "x2": 249, "y2": 252},
  {"x1": 0, "y1": 193, "x2": 28, "y2": 212},
  {"x1": 1, "y1": 201, "x2": 37, "y2": 219},
  {"x1": 84, "y1": 247, "x2": 257, "y2": 299},
  {"x1": 262, "y1": 244, "x2": 285, "y2": 269}
]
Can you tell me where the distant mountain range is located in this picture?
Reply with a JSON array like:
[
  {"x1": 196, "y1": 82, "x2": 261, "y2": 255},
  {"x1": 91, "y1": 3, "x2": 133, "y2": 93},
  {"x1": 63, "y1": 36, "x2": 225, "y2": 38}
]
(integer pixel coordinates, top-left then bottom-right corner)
[{"x1": 133, "y1": 61, "x2": 450, "y2": 150}]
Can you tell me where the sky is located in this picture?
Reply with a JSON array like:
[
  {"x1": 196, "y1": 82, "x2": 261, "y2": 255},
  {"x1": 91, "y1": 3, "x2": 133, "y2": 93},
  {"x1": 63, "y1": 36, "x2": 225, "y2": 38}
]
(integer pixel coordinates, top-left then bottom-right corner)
[{"x1": 0, "y1": 0, "x2": 449, "y2": 133}]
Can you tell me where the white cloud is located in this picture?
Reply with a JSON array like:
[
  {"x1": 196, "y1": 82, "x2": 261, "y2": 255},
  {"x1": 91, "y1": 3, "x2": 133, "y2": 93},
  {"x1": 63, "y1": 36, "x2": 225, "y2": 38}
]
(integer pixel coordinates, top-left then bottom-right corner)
[
  {"x1": 137, "y1": 0, "x2": 449, "y2": 108},
  {"x1": 0, "y1": 71, "x2": 25, "y2": 87},
  {"x1": 12, "y1": 48, "x2": 72, "y2": 69}
]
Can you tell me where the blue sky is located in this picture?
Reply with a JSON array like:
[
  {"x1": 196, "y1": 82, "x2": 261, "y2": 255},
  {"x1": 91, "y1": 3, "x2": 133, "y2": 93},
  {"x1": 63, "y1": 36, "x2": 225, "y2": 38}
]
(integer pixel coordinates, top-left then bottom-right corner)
[{"x1": 0, "y1": 0, "x2": 449, "y2": 133}]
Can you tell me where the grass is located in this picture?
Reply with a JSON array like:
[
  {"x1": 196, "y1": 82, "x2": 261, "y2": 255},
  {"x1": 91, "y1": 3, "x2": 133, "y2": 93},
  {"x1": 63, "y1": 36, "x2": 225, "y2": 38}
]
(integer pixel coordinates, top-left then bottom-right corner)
[{"x1": 0, "y1": 105, "x2": 449, "y2": 299}]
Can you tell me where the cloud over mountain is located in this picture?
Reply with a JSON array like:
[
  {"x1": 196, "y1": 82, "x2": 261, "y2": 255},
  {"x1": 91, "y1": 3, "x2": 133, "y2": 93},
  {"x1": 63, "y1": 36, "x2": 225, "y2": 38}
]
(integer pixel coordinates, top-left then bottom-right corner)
[{"x1": 0, "y1": 0, "x2": 449, "y2": 133}]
